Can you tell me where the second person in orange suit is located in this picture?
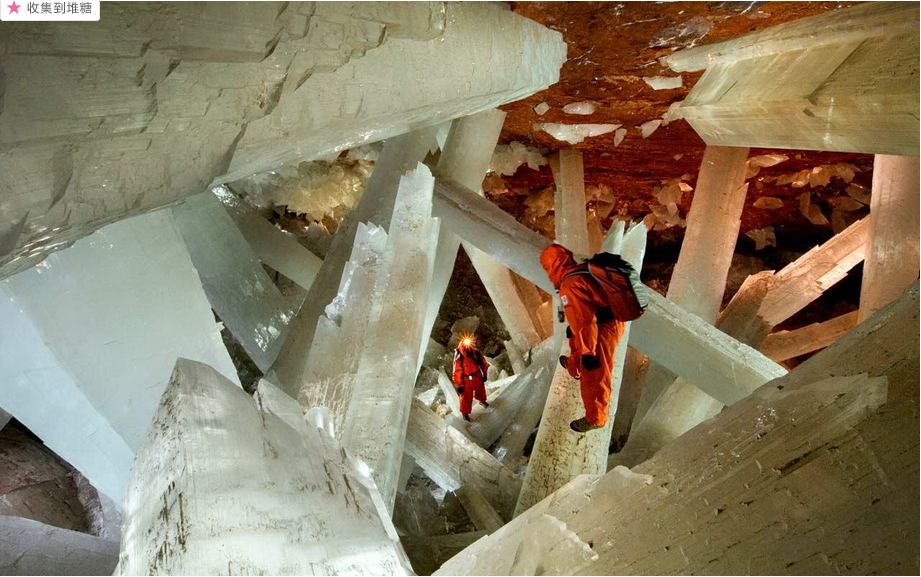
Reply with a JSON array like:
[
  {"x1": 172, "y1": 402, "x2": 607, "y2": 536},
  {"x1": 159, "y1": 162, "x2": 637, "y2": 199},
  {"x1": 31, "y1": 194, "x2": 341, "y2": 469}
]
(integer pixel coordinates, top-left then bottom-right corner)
[
  {"x1": 452, "y1": 337, "x2": 490, "y2": 422},
  {"x1": 540, "y1": 244, "x2": 626, "y2": 433}
]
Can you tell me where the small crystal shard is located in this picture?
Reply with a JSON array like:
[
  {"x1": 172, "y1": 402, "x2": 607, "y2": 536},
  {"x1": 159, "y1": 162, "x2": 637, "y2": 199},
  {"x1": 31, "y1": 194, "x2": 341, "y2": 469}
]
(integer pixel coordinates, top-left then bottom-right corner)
[
  {"x1": 639, "y1": 119, "x2": 662, "y2": 138},
  {"x1": 753, "y1": 196, "x2": 784, "y2": 209},
  {"x1": 745, "y1": 226, "x2": 777, "y2": 250},
  {"x1": 660, "y1": 101, "x2": 684, "y2": 126},
  {"x1": 489, "y1": 141, "x2": 547, "y2": 176},
  {"x1": 799, "y1": 191, "x2": 830, "y2": 225},
  {"x1": 535, "y1": 123, "x2": 621, "y2": 144},
  {"x1": 846, "y1": 183, "x2": 872, "y2": 205},
  {"x1": 534, "y1": 101, "x2": 551, "y2": 115},
  {"x1": 745, "y1": 153, "x2": 789, "y2": 178},
  {"x1": 642, "y1": 75, "x2": 683, "y2": 90},
  {"x1": 562, "y1": 101, "x2": 599, "y2": 115},
  {"x1": 829, "y1": 196, "x2": 865, "y2": 212}
]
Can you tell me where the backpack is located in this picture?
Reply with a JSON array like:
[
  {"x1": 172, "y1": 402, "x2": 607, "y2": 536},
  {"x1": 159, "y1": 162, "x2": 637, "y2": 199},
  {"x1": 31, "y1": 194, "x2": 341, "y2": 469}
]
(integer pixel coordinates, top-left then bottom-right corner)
[{"x1": 562, "y1": 252, "x2": 648, "y2": 321}]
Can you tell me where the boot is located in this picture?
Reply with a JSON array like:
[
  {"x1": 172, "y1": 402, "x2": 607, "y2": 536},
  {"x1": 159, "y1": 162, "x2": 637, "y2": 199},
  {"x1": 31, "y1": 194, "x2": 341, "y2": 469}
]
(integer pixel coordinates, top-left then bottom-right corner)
[
  {"x1": 570, "y1": 417, "x2": 603, "y2": 434},
  {"x1": 479, "y1": 400, "x2": 489, "y2": 408},
  {"x1": 463, "y1": 414, "x2": 471, "y2": 422}
]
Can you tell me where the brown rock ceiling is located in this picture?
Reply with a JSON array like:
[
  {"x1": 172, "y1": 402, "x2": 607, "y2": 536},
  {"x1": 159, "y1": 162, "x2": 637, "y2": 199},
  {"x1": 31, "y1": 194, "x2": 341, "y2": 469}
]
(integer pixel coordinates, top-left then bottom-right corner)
[{"x1": 490, "y1": 1, "x2": 872, "y2": 255}]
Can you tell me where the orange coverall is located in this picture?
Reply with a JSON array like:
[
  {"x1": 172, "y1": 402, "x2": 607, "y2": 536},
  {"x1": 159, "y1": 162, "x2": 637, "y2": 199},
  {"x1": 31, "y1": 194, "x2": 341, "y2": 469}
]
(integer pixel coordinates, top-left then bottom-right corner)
[
  {"x1": 452, "y1": 346, "x2": 489, "y2": 416},
  {"x1": 540, "y1": 244, "x2": 626, "y2": 426}
]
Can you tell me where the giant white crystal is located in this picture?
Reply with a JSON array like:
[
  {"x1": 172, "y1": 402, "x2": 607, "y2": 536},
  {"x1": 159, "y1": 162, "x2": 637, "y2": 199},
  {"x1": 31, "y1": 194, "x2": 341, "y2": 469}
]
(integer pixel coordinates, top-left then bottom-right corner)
[
  {"x1": 342, "y1": 163, "x2": 441, "y2": 513},
  {"x1": 422, "y1": 109, "x2": 508, "y2": 370},
  {"x1": 1, "y1": 2, "x2": 566, "y2": 280},
  {"x1": 437, "y1": 284, "x2": 919, "y2": 574},
  {"x1": 0, "y1": 515, "x2": 119, "y2": 576},
  {"x1": 432, "y1": 178, "x2": 786, "y2": 404},
  {"x1": 273, "y1": 128, "x2": 441, "y2": 398},
  {"x1": 297, "y1": 222, "x2": 388, "y2": 436},
  {"x1": 465, "y1": 339, "x2": 556, "y2": 450},
  {"x1": 173, "y1": 192, "x2": 295, "y2": 373},
  {"x1": 859, "y1": 154, "x2": 920, "y2": 321},
  {"x1": 404, "y1": 398, "x2": 523, "y2": 521},
  {"x1": 214, "y1": 185, "x2": 323, "y2": 291},
  {"x1": 665, "y1": 2, "x2": 919, "y2": 155},
  {"x1": 0, "y1": 210, "x2": 237, "y2": 503},
  {"x1": 489, "y1": 141, "x2": 548, "y2": 176},
  {"x1": 116, "y1": 359, "x2": 412, "y2": 576}
]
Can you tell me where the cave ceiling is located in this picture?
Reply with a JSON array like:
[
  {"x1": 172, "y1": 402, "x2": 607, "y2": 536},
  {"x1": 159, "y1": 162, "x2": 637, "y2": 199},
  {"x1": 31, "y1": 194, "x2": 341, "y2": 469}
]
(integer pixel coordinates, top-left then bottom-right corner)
[{"x1": 490, "y1": 1, "x2": 871, "y2": 255}]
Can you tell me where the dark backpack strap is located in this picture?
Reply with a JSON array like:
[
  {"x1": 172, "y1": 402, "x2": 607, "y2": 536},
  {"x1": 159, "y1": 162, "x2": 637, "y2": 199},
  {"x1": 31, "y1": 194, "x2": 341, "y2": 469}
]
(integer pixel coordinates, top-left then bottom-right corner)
[{"x1": 560, "y1": 265, "x2": 590, "y2": 284}]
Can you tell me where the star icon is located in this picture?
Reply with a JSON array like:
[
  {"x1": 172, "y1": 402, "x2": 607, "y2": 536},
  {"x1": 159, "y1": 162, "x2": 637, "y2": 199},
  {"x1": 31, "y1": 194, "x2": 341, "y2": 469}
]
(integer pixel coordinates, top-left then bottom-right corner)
[{"x1": 7, "y1": 0, "x2": 20, "y2": 13}]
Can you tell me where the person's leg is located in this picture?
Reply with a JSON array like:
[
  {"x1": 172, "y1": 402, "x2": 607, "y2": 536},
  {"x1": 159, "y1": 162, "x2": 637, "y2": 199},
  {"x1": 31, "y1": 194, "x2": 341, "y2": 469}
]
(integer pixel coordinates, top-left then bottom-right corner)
[
  {"x1": 578, "y1": 320, "x2": 625, "y2": 426},
  {"x1": 473, "y1": 376, "x2": 488, "y2": 404},
  {"x1": 459, "y1": 380, "x2": 474, "y2": 415}
]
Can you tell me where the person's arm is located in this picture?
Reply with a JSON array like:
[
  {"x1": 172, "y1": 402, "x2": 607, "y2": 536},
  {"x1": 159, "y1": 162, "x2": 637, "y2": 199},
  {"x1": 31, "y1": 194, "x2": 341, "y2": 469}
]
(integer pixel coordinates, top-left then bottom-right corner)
[
  {"x1": 560, "y1": 281, "x2": 598, "y2": 357},
  {"x1": 452, "y1": 353, "x2": 463, "y2": 387}
]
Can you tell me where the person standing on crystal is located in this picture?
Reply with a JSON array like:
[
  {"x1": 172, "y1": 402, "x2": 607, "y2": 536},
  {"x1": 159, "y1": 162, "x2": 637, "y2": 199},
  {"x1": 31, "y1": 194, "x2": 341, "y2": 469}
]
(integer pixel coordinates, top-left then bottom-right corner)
[
  {"x1": 540, "y1": 244, "x2": 627, "y2": 433},
  {"x1": 452, "y1": 336, "x2": 490, "y2": 422}
]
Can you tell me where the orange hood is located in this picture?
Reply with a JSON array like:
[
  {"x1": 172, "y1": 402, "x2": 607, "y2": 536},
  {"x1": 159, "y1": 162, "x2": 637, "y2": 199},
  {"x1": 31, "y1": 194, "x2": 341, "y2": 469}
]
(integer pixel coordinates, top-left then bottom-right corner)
[{"x1": 540, "y1": 244, "x2": 578, "y2": 289}]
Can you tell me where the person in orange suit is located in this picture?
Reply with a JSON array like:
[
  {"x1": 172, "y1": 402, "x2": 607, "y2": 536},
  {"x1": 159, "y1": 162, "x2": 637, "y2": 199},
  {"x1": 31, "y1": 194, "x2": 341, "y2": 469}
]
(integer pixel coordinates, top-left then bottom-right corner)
[
  {"x1": 540, "y1": 244, "x2": 626, "y2": 433},
  {"x1": 452, "y1": 337, "x2": 490, "y2": 422}
]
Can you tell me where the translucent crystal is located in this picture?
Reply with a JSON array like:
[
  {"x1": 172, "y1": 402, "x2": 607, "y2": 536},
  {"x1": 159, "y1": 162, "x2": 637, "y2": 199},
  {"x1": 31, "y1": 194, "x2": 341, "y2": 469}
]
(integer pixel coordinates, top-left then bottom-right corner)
[
  {"x1": 342, "y1": 164, "x2": 441, "y2": 512},
  {"x1": 752, "y1": 196, "x2": 784, "y2": 209},
  {"x1": 859, "y1": 154, "x2": 920, "y2": 321},
  {"x1": 226, "y1": 2, "x2": 567, "y2": 182},
  {"x1": 666, "y1": 3, "x2": 918, "y2": 155},
  {"x1": 492, "y1": 338, "x2": 559, "y2": 464},
  {"x1": 214, "y1": 186, "x2": 322, "y2": 291},
  {"x1": 535, "y1": 123, "x2": 621, "y2": 144},
  {"x1": 489, "y1": 141, "x2": 548, "y2": 176},
  {"x1": 297, "y1": 223, "x2": 387, "y2": 438},
  {"x1": 745, "y1": 226, "x2": 777, "y2": 250},
  {"x1": 454, "y1": 485, "x2": 505, "y2": 532},
  {"x1": 642, "y1": 76, "x2": 683, "y2": 90},
  {"x1": 0, "y1": 210, "x2": 236, "y2": 503},
  {"x1": 172, "y1": 192, "x2": 295, "y2": 373},
  {"x1": 1, "y1": 2, "x2": 566, "y2": 280},
  {"x1": 758, "y1": 217, "x2": 869, "y2": 327},
  {"x1": 0, "y1": 515, "x2": 118, "y2": 576},
  {"x1": 761, "y1": 310, "x2": 859, "y2": 362},
  {"x1": 550, "y1": 148, "x2": 590, "y2": 255},
  {"x1": 464, "y1": 340, "x2": 555, "y2": 450},
  {"x1": 667, "y1": 146, "x2": 750, "y2": 322},
  {"x1": 745, "y1": 153, "x2": 788, "y2": 178},
  {"x1": 404, "y1": 398, "x2": 522, "y2": 520},
  {"x1": 116, "y1": 359, "x2": 412, "y2": 576},
  {"x1": 423, "y1": 110, "x2": 508, "y2": 370},
  {"x1": 273, "y1": 128, "x2": 439, "y2": 398},
  {"x1": 562, "y1": 101, "x2": 599, "y2": 115},
  {"x1": 639, "y1": 119, "x2": 662, "y2": 138}
]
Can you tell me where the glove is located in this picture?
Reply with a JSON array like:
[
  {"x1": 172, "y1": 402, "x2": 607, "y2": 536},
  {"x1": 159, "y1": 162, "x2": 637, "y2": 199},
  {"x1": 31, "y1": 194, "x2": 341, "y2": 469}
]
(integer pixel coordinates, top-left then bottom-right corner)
[
  {"x1": 565, "y1": 325, "x2": 574, "y2": 339},
  {"x1": 582, "y1": 354, "x2": 601, "y2": 371},
  {"x1": 456, "y1": 386, "x2": 465, "y2": 395},
  {"x1": 565, "y1": 354, "x2": 582, "y2": 380}
]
